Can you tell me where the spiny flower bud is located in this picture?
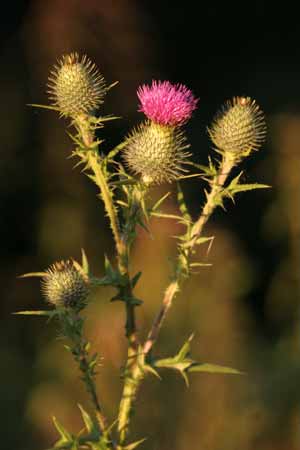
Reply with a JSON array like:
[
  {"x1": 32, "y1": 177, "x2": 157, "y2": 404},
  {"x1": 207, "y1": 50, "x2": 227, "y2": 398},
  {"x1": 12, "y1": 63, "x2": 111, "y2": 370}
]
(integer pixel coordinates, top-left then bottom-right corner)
[
  {"x1": 208, "y1": 97, "x2": 266, "y2": 156},
  {"x1": 47, "y1": 52, "x2": 107, "y2": 118},
  {"x1": 41, "y1": 259, "x2": 89, "y2": 310},
  {"x1": 137, "y1": 80, "x2": 198, "y2": 126},
  {"x1": 122, "y1": 121, "x2": 191, "y2": 184}
]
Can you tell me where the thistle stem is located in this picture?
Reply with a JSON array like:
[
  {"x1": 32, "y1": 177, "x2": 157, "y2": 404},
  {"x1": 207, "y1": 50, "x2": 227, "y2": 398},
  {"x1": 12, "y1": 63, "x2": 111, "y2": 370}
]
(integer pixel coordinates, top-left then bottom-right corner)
[
  {"x1": 61, "y1": 312, "x2": 108, "y2": 434},
  {"x1": 144, "y1": 153, "x2": 236, "y2": 355},
  {"x1": 76, "y1": 115, "x2": 124, "y2": 258},
  {"x1": 118, "y1": 154, "x2": 236, "y2": 444},
  {"x1": 75, "y1": 114, "x2": 140, "y2": 444}
]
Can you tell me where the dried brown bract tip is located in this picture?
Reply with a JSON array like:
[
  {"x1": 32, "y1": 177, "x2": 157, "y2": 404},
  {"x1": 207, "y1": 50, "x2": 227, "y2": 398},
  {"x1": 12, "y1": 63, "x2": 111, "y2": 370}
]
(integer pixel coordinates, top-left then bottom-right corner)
[
  {"x1": 41, "y1": 259, "x2": 89, "y2": 311},
  {"x1": 47, "y1": 52, "x2": 107, "y2": 118},
  {"x1": 208, "y1": 96, "x2": 266, "y2": 157}
]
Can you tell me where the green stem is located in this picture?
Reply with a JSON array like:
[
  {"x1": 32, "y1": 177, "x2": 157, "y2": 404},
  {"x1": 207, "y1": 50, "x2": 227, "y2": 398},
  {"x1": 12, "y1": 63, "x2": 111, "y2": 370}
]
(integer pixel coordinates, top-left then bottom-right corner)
[
  {"x1": 75, "y1": 114, "x2": 141, "y2": 445},
  {"x1": 76, "y1": 114, "x2": 124, "y2": 259},
  {"x1": 118, "y1": 345, "x2": 143, "y2": 444},
  {"x1": 61, "y1": 312, "x2": 108, "y2": 434},
  {"x1": 87, "y1": 150, "x2": 124, "y2": 259},
  {"x1": 143, "y1": 153, "x2": 236, "y2": 356}
]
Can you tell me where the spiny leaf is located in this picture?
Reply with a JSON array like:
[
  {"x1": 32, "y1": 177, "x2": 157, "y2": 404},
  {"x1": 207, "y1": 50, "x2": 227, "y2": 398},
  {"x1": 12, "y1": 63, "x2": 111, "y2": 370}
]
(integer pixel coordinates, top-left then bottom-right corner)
[
  {"x1": 81, "y1": 248, "x2": 89, "y2": 275},
  {"x1": 131, "y1": 271, "x2": 142, "y2": 289},
  {"x1": 90, "y1": 112, "x2": 120, "y2": 124},
  {"x1": 189, "y1": 262, "x2": 212, "y2": 267},
  {"x1": 78, "y1": 404, "x2": 98, "y2": 434},
  {"x1": 225, "y1": 172, "x2": 271, "y2": 197},
  {"x1": 106, "y1": 141, "x2": 127, "y2": 161},
  {"x1": 28, "y1": 103, "x2": 60, "y2": 112},
  {"x1": 117, "y1": 437, "x2": 147, "y2": 450},
  {"x1": 183, "y1": 236, "x2": 214, "y2": 249},
  {"x1": 104, "y1": 255, "x2": 114, "y2": 277},
  {"x1": 66, "y1": 131, "x2": 84, "y2": 148},
  {"x1": 151, "y1": 191, "x2": 171, "y2": 212},
  {"x1": 90, "y1": 276, "x2": 112, "y2": 287},
  {"x1": 228, "y1": 183, "x2": 271, "y2": 195},
  {"x1": 18, "y1": 271, "x2": 47, "y2": 278},
  {"x1": 185, "y1": 158, "x2": 217, "y2": 177},
  {"x1": 110, "y1": 179, "x2": 137, "y2": 188},
  {"x1": 143, "y1": 364, "x2": 161, "y2": 380},
  {"x1": 13, "y1": 310, "x2": 54, "y2": 317},
  {"x1": 178, "y1": 173, "x2": 203, "y2": 180},
  {"x1": 86, "y1": 173, "x2": 97, "y2": 184},
  {"x1": 116, "y1": 200, "x2": 129, "y2": 208},
  {"x1": 151, "y1": 211, "x2": 184, "y2": 221},
  {"x1": 154, "y1": 335, "x2": 194, "y2": 370},
  {"x1": 188, "y1": 363, "x2": 243, "y2": 375},
  {"x1": 177, "y1": 334, "x2": 194, "y2": 360},
  {"x1": 52, "y1": 416, "x2": 73, "y2": 443},
  {"x1": 177, "y1": 182, "x2": 191, "y2": 223}
]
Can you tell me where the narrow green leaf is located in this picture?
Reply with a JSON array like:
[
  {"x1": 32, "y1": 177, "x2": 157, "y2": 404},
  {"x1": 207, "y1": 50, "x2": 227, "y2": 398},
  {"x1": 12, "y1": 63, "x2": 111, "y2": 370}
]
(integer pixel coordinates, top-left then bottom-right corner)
[
  {"x1": 151, "y1": 212, "x2": 183, "y2": 221},
  {"x1": 52, "y1": 416, "x2": 72, "y2": 443},
  {"x1": 178, "y1": 173, "x2": 203, "y2": 180},
  {"x1": 81, "y1": 248, "x2": 89, "y2": 275},
  {"x1": 185, "y1": 159, "x2": 217, "y2": 177},
  {"x1": 143, "y1": 364, "x2": 161, "y2": 380},
  {"x1": 131, "y1": 271, "x2": 142, "y2": 288},
  {"x1": 188, "y1": 363, "x2": 243, "y2": 375},
  {"x1": 151, "y1": 191, "x2": 171, "y2": 212},
  {"x1": 177, "y1": 334, "x2": 194, "y2": 360},
  {"x1": 116, "y1": 200, "x2": 129, "y2": 208},
  {"x1": 229, "y1": 183, "x2": 271, "y2": 194},
  {"x1": 78, "y1": 404, "x2": 97, "y2": 434},
  {"x1": 90, "y1": 276, "x2": 112, "y2": 286},
  {"x1": 27, "y1": 103, "x2": 60, "y2": 111},
  {"x1": 177, "y1": 182, "x2": 191, "y2": 222},
  {"x1": 183, "y1": 236, "x2": 214, "y2": 249},
  {"x1": 121, "y1": 437, "x2": 147, "y2": 450},
  {"x1": 13, "y1": 310, "x2": 53, "y2": 317},
  {"x1": 180, "y1": 370, "x2": 190, "y2": 387},
  {"x1": 106, "y1": 141, "x2": 127, "y2": 160},
  {"x1": 189, "y1": 262, "x2": 212, "y2": 267},
  {"x1": 18, "y1": 272, "x2": 47, "y2": 278}
]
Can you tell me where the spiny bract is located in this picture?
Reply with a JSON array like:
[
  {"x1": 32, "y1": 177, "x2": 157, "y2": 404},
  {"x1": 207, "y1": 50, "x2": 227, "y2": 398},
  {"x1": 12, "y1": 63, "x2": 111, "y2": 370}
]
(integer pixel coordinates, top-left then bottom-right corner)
[
  {"x1": 41, "y1": 259, "x2": 89, "y2": 310},
  {"x1": 208, "y1": 97, "x2": 266, "y2": 156},
  {"x1": 48, "y1": 52, "x2": 107, "y2": 118},
  {"x1": 122, "y1": 121, "x2": 191, "y2": 184}
]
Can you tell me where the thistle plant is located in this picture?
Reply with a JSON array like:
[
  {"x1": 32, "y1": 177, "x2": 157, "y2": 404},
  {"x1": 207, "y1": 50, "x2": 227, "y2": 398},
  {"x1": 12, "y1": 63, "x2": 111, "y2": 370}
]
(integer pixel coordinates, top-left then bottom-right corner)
[{"x1": 17, "y1": 52, "x2": 268, "y2": 450}]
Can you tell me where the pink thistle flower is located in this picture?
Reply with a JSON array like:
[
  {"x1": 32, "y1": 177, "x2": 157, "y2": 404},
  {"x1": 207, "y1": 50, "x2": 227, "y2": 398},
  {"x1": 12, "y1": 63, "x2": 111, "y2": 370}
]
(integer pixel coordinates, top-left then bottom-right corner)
[{"x1": 137, "y1": 80, "x2": 198, "y2": 126}]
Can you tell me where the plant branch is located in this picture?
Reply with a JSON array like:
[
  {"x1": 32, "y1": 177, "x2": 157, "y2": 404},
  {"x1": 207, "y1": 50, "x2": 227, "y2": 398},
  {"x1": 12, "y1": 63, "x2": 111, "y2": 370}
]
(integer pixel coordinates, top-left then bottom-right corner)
[
  {"x1": 144, "y1": 153, "x2": 236, "y2": 355},
  {"x1": 75, "y1": 114, "x2": 141, "y2": 445},
  {"x1": 61, "y1": 312, "x2": 108, "y2": 434},
  {"x1": 76, "y1": 115, "x2": 124, "y2": 260}
]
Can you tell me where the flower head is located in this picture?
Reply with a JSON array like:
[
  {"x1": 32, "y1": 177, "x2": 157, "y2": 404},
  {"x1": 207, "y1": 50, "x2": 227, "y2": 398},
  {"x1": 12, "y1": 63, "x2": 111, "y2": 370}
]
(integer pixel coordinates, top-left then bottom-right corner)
[
  {"x1": 123, "y1": 121, "x2": 191, "y2": 184},
  {"x1": 208, "y1": 97, "x2": 266, "y2": 156},
  {"x1": 41, "y1": 259, "x2": 89, "y2": 311},
  {"x1": 137, "y1": 80, "x2": 198, "y2": 126},
  {"x1": 48, "y1": 52, "x2": 107, "y2": 118}
]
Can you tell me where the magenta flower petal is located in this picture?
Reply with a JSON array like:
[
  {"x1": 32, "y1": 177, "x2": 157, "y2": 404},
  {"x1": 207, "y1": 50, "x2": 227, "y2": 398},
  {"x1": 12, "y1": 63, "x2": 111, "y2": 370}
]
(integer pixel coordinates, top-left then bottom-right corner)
[{"x1": 137, "y1": 80, "x2": 198, "y2": 126}]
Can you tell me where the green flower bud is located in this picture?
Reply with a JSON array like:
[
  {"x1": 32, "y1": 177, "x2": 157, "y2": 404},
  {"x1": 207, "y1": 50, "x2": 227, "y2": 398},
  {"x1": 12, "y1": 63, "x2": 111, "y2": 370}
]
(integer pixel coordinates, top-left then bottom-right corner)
[
  {"x1": 122, "y1": 121, "x2": 191, "y2": 184},
  {"x1": 208, "y1": 97, "x2": 266, "y2": 157},
  {"x1": 47, "y1": 52, "x2": 107, "y2": 118},
  {"x1": 41, "y1": 259, "x2": 89, "y2": 311}
]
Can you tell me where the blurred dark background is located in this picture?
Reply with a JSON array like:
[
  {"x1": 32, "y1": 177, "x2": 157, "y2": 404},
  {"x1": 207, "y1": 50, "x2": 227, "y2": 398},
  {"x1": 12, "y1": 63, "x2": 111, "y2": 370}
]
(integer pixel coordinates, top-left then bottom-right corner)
[{"x1": 2, "y1": 1, "x2": 300, "y2": 449}]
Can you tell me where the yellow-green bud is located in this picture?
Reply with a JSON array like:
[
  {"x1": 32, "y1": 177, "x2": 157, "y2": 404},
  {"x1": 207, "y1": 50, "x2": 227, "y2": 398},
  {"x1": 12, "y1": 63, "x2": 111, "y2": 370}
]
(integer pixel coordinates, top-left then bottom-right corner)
[
  {"x1": 122, "y1": 121, "x2": 191, "y2": 184},
  {"x1": 208, "y1": 97, "x2": 266, "y2": 157},
  {"x1": 47, "y1": 52, "x2": 107, "y2": 118},
  {"x1": 41, "y1": 259, "x2": 89, "y2": 311}
]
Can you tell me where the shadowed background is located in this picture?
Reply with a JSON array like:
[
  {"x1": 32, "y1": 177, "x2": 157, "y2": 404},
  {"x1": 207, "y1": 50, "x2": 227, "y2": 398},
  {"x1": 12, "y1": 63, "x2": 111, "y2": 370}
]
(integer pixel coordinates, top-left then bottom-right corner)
[{"x1": 1, "y1": 1, "x2": 300, "y2": 449}]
